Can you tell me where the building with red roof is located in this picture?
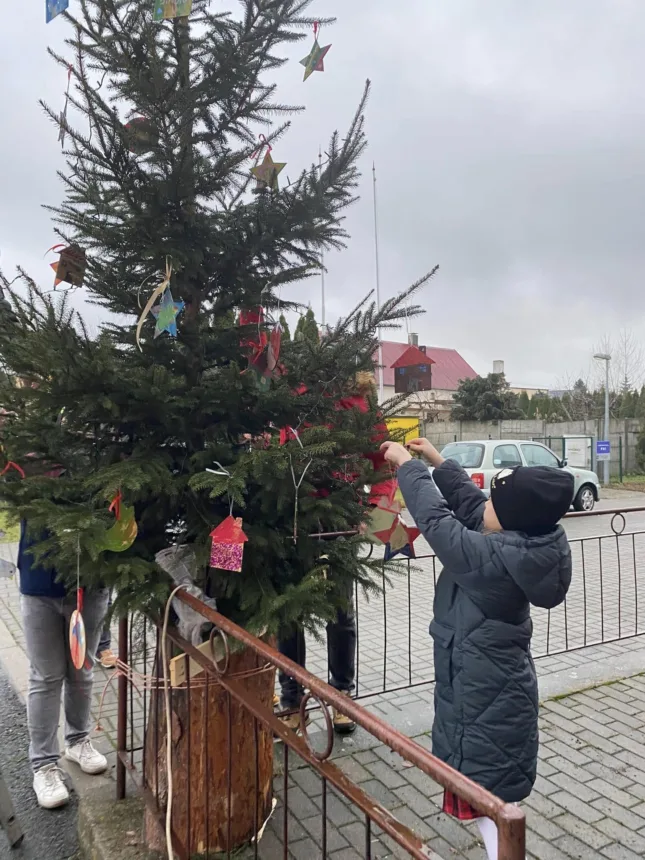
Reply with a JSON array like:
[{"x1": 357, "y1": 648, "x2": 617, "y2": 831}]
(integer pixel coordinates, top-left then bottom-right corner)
[{"x1": 375, "y1": 337, "x2": 478, "y2": 421}]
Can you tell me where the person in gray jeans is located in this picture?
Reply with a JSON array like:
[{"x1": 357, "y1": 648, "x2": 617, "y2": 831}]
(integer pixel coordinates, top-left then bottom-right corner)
[{"x1": 19, "y1": 522, "x2": 109, "y2": 809}]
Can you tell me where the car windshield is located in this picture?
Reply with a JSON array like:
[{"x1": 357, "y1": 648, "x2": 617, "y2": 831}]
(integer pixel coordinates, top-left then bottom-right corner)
[{"x1": 440, "y1": 443, "x2": 485, "y2": 469}]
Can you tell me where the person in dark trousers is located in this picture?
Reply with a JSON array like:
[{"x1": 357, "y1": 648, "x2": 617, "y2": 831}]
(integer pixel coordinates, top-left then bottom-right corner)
[
  {"x1": 381, "y1": 438, "x2": 573, "y2": 860},
  {"x1": 19, "y1": 523, "x2": 109, "y2": 810},
  {"x1": 278, "y1": 572, "x2": 356, "y2": 734}
]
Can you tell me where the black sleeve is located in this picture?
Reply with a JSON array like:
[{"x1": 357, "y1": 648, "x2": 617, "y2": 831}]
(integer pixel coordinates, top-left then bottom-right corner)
[{"x1": 432, "y1": 459, "x2": 486, "y2": 531}]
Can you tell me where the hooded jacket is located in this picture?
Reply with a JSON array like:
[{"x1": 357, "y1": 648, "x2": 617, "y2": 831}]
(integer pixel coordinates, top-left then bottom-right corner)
[{"x1": 397, "y1": 458, "x2": 572, "y2": 802}]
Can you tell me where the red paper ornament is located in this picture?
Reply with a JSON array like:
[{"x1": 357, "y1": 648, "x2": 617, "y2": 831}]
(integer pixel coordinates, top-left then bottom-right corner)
[{"x1": 210, "y1": 516, "x2": 249, "y2": 572}]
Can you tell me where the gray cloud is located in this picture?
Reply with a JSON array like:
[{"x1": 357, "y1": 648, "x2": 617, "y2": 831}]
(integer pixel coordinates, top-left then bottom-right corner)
[{"x1": 3, "y1": 1, "x2": 645, "y2": 388}]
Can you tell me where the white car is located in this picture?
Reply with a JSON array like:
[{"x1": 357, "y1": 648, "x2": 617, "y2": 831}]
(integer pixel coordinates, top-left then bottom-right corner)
[{"x1": 438, "y1": 439, "x2": 601, "y2": 512}]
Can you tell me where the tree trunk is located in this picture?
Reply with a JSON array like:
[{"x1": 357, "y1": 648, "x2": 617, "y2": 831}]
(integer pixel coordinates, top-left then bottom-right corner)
[{"x1": 143, "y1": 642, "x2": 275, "y2": 856}]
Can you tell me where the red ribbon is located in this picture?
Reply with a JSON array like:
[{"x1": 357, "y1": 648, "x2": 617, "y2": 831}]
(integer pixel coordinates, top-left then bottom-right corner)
[
  {"x1": 1, "y1": 462, "x2": 25, "y2": 479},
  {"x1": 109, "y1": 490, "x2": 122, "y2": 521},
  {"x1": 77, "y1": 586, "x2": 84, "y2": 613},
  {"x1": 313, "y1": 21, "x2": 319, "y2": 38},
  {"x1": 251, "y1": 134, "x2": 271, "y2": 160}
]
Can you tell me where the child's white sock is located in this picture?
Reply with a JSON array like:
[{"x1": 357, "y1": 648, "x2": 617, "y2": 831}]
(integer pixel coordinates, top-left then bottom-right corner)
[{"x1": 477, "y1": 817, "x2": 498, "y2": 860}]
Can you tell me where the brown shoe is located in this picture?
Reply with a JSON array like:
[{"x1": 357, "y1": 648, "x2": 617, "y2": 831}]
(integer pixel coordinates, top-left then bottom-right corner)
[
  {"x1": 98, "y1": 649, "x2": 117, "y2": 669},
  {"x1": 333, "y1": 695, "x2": 356, "y2": 735},
  {"x1": 278, "y1": 710, "x2": 310, "y2": 734}
]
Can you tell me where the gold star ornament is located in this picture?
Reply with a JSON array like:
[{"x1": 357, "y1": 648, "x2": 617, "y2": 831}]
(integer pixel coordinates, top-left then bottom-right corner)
[{"x1": 251, "y1": 151, "x2": 286, "y2": 191}]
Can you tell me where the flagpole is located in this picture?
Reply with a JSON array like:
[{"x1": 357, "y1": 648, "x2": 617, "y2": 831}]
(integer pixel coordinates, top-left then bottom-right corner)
[
  {"x1": 372, "y1": 163, "x2": 384, "y2": 403},
  {"x1": 319, "y1": 148, "x2": 326, "y2": 331}
]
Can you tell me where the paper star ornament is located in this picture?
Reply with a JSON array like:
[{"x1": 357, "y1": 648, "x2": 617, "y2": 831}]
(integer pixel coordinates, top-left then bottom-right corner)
[
  {"x1": 300, "y1": 39, "x2": 332, "y2": 81},
  {"x1": 251, "y1": 151, "x2": 286, "y2": 191},
  {"x1": 152, "y1": 289, "x2": 184, "y2": 339},
  {"x1": 384, "y1": 519, "x2": 420, "y2": 561},
  {"x1": 367, "y1": 505, "x2": 399, "y2": 545},
  {"x1": 153, "y1": 0, "x2": 193, "y2": 22},
  {"x1": 50, "y1": 245, "x2": 87, "y2": 289},
  {"x1": 46, "y1": 0, "x2": 69, "y2": 23}
]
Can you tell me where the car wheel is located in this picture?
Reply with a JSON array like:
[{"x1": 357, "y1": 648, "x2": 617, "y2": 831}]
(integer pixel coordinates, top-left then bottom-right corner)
[{"x1": 574, "y1": 485, "x2": 595, "y2": 512}]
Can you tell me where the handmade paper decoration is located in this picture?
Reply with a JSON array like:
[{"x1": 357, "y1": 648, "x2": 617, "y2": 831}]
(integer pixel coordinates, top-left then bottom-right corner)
[
  {"x1": 135, "y1": 259, "x2": 172, "y2": 350},
  {"x1": 152, "y1": 288, "x2": 185, "y2": 339},
  {"x1": 383, "y1": 518, "x2": 420, "y2": 561},
  {"x1": 58, "y1": 65, "x2": 73, "y2": 148},
  {"x1": 46, "y1": 0, "x2": 69, "y2": 23},
  {"x1": 369, "y1": 477, "x2": 399, "y2": 508},
  {"x1": 367, "y1": 504, "x2": 400, "y2": 545},
  {"x1": 300, "y1": 23, "x2": 331, "y2": 81},
  {"x1": 49, "y1": 244, "x2": 87, "y2": 289},
  {"x1": 251, "y1": 138, "x2": 286, "y2": 191},
  {"x1": 210, "y1": 516, "x2": 248, "y2": 572},
  {"x1": 153, "y1": 0, "x2": 193, "y2": 22},
  {"x1": 69, "y1": 588, "x2": 86, "y2": 670},
  {"x1": 102, "y1": 505, "x2": 138, "y2": 553},
  {"x1": 124, "y1": 116, "x2": 157, "y2": 154}
]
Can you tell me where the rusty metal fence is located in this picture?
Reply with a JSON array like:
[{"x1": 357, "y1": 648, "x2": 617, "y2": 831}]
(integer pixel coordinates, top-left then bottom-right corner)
[
  {"x1": 115, "y1": 591, "x2": 526, "y2": 860},
  {"x1": 346, "y1": 505, "x2": 645, "y2": 700}
]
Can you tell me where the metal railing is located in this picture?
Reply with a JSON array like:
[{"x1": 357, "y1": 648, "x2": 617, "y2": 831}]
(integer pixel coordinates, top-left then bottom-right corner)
[
  {"x1": 346, "y1": 505, "x2": 645, "y2": 700},
  {"x1": 115, "y1": 592, "x2": 526, "y2": 860}
]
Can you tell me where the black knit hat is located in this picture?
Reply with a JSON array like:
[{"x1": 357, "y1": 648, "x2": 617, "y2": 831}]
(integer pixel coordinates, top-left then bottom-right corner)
[{"x1": 490, "y1": 466, "x2": 575, "y2": 536}]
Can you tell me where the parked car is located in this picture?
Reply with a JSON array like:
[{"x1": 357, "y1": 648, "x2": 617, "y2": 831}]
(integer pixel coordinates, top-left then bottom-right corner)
[{"x1": 438, "y1": 439, "x2": 600, "y2": 512}]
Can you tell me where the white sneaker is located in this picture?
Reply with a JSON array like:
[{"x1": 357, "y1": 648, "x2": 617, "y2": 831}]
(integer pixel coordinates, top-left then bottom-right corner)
[
  {"x1": 65, "y1": 738, "x2": 108, "y2": 775},
  {"x1": 33, "y1": 765, "x2": 69, "y2": 809}
]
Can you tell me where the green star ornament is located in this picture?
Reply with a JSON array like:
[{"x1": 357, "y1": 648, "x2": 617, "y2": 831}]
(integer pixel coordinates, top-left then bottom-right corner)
[
  {"x1": 152, "y1": 288, "x2": 184, "y2": 339},
  {"x1": 300, "y1": 39, "x2": 332, "y2": 81}
]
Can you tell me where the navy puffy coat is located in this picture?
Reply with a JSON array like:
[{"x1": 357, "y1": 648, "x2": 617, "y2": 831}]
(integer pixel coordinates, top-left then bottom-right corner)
[{"x1": 397, "y1": 458, "x2": 572, "y2": 802}]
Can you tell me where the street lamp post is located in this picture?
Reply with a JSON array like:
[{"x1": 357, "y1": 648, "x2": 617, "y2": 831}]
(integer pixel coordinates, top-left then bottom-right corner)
[{"x1": 594, "y1": 353, "x2": 611, "y2": 486}]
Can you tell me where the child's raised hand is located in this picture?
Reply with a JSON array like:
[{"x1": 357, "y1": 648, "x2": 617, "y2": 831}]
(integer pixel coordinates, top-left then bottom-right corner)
[
  {"x1": 407, "y1": 438, "x2": 444, "y2": 467},
  {"x1": 380, "y1": 441, "x2": 412, "y2": 468}
]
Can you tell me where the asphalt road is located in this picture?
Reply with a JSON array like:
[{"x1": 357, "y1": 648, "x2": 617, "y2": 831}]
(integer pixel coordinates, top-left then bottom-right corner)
[{"x1": 0, "y1": 672, "x2": 78, "y2": 860}]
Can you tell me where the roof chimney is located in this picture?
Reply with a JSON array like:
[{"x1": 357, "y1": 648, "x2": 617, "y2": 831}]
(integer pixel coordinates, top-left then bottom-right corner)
[
  {"x1": 493, "y1": 360, "x2": 505, "y2": 375},
  {"x1": 408, "y1": 333, "x2": 419, "y2": 346}
]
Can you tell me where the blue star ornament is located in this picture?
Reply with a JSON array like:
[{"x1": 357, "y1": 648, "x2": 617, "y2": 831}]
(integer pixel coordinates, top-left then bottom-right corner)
[
  {"x1": 46, "y1": 0, "x2": 69, "y2": 23},
  {"x1": 151, "y1": 289, "x2": 184, "y2": 339}
]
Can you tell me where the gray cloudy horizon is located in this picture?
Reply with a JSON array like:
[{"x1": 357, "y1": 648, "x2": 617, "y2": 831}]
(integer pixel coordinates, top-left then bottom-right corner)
[{"x1": 3, "y1": 1, "x2": 645, "y2": 390}]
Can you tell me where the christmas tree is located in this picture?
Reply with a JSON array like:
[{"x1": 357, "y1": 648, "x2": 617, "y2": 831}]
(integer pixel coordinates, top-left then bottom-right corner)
[{"x1": 0, "y1": 0, "x2": 435, "y2": 639}]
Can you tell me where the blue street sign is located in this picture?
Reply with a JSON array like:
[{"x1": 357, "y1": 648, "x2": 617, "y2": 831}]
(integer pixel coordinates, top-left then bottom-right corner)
[{"x1": 596, "y1": 440, "x2": 611, "y2": 461}]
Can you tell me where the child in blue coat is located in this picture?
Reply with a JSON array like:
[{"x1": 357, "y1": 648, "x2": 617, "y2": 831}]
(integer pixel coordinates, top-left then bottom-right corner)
[{"x1": 381, "y1": 439, "x2": 573, "y2": 860}]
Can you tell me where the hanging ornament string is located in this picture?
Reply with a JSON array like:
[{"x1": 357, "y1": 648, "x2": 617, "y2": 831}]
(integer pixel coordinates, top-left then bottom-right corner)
[
  {"x1": 58, "y1": 64, "x2": 73, "y2": 148},
  {"x1": 109, "y1": 489, "x2": 122, "y2": 521},
  {"x1": 1, "y1": 461, "x2": 25, "y2": 479},
  {"x1": 135, "y1": 258, "x2": 172, "y2": 350},
  {"x1": 251, "y1": 134, "x2": 271, "y2": 163},
  {"x1": 206, "y1": 462, "x2": 235, "y2": 516},
  {"x1": 287, "y1": 428, "x2": 314, "y2": 543}
]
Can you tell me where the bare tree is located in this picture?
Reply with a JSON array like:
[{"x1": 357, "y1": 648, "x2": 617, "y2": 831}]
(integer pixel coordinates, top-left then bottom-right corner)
[{"x1": 592, "y1": 329, "x2": 645, "y2": 396}]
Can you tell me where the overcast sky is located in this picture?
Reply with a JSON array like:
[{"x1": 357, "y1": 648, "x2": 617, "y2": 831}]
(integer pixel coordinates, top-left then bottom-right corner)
[{"x1": 3, "y1": 1, "x2": 645, "y2": 389}]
